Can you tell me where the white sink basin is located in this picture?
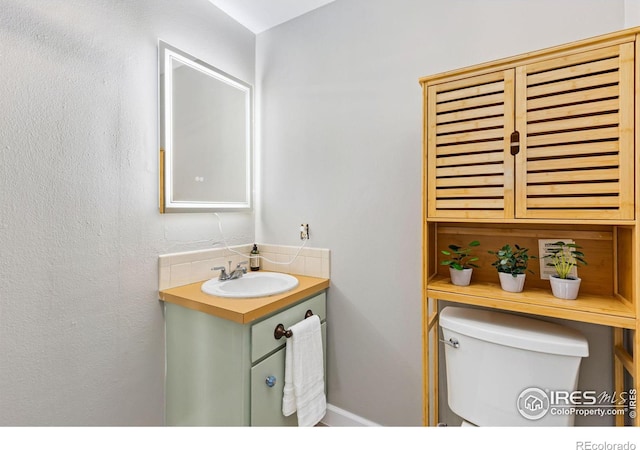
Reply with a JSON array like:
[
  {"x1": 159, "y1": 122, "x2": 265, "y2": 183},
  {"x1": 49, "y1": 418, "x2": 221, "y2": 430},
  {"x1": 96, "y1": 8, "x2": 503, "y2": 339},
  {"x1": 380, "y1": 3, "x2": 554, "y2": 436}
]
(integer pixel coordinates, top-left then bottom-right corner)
[{"x1": 201, "y1": 272, "x2": 299, "y2": 298}]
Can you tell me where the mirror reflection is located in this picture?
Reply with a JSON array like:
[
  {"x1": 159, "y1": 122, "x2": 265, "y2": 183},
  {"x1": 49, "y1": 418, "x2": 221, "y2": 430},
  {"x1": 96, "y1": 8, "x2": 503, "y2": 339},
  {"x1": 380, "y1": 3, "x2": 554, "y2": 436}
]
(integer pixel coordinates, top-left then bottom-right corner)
[{"x1": 159, "y1": 41, "x2": 252, "y2": 212}]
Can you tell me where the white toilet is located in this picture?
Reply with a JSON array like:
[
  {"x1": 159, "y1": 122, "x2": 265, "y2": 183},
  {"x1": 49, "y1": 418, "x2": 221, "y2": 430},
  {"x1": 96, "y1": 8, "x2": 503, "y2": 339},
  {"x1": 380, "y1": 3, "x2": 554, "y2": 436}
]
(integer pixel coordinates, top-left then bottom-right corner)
[{"x1": 439, "y1": 306, "x2": 589, "y2": 426}]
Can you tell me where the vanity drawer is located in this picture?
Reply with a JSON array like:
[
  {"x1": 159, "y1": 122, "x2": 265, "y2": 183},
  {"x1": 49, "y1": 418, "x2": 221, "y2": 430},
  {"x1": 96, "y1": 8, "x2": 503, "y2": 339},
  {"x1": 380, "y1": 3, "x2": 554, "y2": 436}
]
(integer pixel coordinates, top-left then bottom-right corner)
[
  {"x1": 250, "y1": 322, "x2": 326, "y2": 426},
  {"x1": 251, "y1": 292, "x2": 326, "y2": 362}
]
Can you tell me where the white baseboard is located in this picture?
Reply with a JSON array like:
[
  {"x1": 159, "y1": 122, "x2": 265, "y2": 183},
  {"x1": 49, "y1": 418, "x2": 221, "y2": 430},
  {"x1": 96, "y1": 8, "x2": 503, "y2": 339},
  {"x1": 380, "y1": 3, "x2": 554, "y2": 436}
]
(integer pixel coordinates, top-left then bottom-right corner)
[{"x1": 320, "y1": 403, "x2": 381, "y2": 427}]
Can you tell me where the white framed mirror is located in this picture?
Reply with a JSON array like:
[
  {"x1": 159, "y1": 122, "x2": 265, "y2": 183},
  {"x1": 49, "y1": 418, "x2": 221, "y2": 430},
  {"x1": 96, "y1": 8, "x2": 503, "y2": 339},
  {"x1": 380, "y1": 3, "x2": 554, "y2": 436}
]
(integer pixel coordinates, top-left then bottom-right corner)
[{"x1": 159, "y1": 41, "x2": 252, "y2": 212}]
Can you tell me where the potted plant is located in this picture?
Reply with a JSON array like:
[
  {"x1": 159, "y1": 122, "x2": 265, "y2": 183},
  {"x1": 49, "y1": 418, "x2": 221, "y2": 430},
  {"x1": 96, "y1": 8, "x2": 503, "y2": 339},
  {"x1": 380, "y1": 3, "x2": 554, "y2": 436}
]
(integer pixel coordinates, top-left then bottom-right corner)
[
  {"x1": 544, "y1": 241, "x2": 587, "y2": 300},
  {"x1": 440, "y1": 240, "x2": 480, "y2": 286},
  {"x1": 488, "y1": 244, "x2": 536, "y2": 293}
]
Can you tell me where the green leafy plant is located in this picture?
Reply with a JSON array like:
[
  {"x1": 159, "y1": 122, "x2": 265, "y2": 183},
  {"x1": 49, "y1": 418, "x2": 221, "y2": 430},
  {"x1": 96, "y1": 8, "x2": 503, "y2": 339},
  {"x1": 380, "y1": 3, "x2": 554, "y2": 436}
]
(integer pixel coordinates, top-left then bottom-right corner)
[
  {"x1": 440, "y1": 240, "x2": 480, "y2": 271},
  {"x1": 488, "y1": 244, "x2": 536, "y2": 277},
  {"x1": 544, "y1": 241, "x2": 587, "y2": 279}
]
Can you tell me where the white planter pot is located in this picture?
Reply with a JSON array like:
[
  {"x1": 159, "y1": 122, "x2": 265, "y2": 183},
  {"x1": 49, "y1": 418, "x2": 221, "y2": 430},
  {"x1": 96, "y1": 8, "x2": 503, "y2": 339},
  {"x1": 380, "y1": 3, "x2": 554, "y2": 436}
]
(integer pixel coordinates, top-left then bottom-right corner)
[
  {"x1": 449, "y1": 267, "x2": 473, "y2": 286},
  {"x1": 498, "y1": 272, "x2": 526, "y2": 293},
  {"x1": 549, "y1": 275, "x2": 582, "y2": 300}
]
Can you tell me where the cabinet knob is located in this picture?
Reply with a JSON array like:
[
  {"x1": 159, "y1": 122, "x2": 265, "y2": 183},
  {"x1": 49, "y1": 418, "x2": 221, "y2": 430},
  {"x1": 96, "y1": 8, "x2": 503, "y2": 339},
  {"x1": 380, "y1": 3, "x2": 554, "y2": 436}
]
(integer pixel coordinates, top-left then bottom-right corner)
[{"x1": 265, "y1": 375, "x2": 276, "y2": 387}]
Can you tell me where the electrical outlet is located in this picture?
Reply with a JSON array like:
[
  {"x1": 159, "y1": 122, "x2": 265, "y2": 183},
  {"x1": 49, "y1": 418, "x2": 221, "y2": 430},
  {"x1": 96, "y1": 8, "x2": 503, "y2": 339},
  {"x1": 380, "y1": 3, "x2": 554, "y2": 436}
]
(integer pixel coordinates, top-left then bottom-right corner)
[{"x1": 300, "y1": 223, "x2": 310, "y2": 240}]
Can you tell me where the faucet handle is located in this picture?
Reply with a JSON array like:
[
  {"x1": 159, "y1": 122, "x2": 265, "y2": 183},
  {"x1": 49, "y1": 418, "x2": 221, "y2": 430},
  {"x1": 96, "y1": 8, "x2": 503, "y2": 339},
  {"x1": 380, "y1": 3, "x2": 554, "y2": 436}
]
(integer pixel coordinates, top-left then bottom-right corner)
[
  {"x1": 237, "y1": 261, "x2": 248, "y2": 273},
  {"x1": 213, "y1": 266, "x2": 228, "y2": 280}
]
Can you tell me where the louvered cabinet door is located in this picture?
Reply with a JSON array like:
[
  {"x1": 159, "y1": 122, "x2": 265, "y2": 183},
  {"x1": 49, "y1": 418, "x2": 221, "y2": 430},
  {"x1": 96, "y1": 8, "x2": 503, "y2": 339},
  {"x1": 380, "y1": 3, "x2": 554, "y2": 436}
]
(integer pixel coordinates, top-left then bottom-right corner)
[
  {"x1": 426, "y1": 70, "x2": 515, "y2": 219},
  {"x1": 515, "y1": 43, "x2": 635, "y2": 220}
]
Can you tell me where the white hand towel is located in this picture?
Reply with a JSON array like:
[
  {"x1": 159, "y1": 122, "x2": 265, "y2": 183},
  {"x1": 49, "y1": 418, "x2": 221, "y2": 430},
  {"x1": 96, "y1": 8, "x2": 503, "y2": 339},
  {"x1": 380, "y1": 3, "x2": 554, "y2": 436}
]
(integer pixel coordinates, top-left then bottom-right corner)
[{"x1": 282, "y1": 314, "x2": 326, "y2": 426}]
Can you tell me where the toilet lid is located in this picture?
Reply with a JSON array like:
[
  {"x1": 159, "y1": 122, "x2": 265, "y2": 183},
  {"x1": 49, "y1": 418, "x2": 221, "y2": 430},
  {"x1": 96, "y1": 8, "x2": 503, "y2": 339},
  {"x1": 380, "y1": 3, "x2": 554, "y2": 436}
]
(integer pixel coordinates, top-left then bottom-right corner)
[{"x1": 440, "y1": 306, "x2": 589, "y2": 357}]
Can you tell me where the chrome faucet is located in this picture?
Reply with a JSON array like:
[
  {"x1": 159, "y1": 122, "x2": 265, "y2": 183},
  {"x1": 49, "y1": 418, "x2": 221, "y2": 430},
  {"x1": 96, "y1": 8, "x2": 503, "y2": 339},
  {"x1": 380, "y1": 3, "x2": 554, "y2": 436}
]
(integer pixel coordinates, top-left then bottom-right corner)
[{"x1": 213, "y1": 261, "x2": 248, "y2": 281}]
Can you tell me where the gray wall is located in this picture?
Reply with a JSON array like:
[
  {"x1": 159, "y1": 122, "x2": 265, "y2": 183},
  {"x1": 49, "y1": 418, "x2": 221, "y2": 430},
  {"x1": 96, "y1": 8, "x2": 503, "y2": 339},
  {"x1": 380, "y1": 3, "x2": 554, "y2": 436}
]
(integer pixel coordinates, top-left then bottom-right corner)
[
  {"x1": 256, "y1": 0, "x2": 625, "y2": 426},
  {"x1": 0, "y1": 0, "x2": 254, "y2": 425}
]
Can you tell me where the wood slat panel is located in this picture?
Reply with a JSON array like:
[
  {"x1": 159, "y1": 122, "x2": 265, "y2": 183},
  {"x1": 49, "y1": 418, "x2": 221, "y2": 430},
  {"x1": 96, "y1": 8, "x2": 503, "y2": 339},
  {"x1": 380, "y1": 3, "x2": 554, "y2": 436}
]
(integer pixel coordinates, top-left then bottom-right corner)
[
  {"x1": 436, "y1": 116, "x2": 504, "y2": 134},
  {"x1": 527, "y1": 85, "x2": 619, "y2": 110},
  {"x1": 435, "y1": 140, "x2": 503, "y2": 156},
  {"x1": 436, "y1": 92, "x2": 505, "y2": 114},
  {"x1": 436, "y1": 174, "x2": 505, "y2": 187},
  {"x1": 523, "y1": 44, "x2": 622, "y2": 76},
  {"x1": 526, "y1": 71, "x2": 619, "y2": 98},
  {"x1": 436, "y1": 80, "x2": 505, "y2": 103},
  {"x1": 436, "y1": 187, "x2": 505, "y2": 198},
  {"x1": 527, "y1": 182, "x2": 620, "y2": 196},
  {"x1": 437, "y1": 104, "x2": 505, "y2": 124},
  {"x1": 436, "y1": 151, "x2": 504, "y2": 167},
  {"x1": 426, "y1": 84, "x2": 439, "y2": 218},
  {"x1": 526, "y1": 168, "x2": 619, "y2": 184},
  {"x1": 436, "y1": 163, "x2": 504, "y2": 178},
  {"x1": 516, "y1": 44, "x2": 633, "y2": 219},
  {"x1": 436, "y1": 199, "x2": 504, "y2": 209},
  {"x1": 526, "y1": 126, "x2": 619, "y2": 147},
  {"x1": 436, "y1": 128, "x2": 504, "y2": 145},
  {"x1": 527, "y1": 57, "x2": 619, "y2": 86},
  {"x1": 527, "y1": 154, "x2": 620, "y2": 172},
  {"x1": 526, "y1": 112, "x2": 619, "y2": 134},
  {"x1": 526, "y1": 196, "x2": 620, "y2": 208},
  {"x1": 526, "y1": 99, "x2": 619, "y2": 122},
  {"x1": 429, "y1": 69, "x2": 513, "y2": 219},
  {"x1": 527, "y1": 141, "x2": 619, "y2": 159}
]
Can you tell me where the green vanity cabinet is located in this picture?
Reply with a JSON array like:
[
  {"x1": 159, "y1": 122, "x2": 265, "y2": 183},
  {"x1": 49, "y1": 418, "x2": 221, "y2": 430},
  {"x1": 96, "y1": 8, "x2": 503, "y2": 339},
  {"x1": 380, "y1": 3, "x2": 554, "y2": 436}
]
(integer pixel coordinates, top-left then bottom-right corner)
[{"x1": 165, "y1": 291, "x2": 327, "y2": 426}]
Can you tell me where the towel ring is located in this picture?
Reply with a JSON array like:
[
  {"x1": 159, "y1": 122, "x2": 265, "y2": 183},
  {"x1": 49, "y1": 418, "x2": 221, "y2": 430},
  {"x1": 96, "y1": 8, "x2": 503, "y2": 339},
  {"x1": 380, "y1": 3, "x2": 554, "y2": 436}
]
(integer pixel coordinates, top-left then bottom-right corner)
[{"x1": 274, "y1": 310, "x2": 314, "y2": 340}]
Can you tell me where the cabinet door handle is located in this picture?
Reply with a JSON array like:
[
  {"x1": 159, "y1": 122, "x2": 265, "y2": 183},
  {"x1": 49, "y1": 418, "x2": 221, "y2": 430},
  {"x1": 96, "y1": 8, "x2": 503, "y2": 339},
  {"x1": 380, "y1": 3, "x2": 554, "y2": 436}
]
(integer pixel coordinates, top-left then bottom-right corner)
[
  {"x1": 265, "y1": 375, "x2": 276, "y2": 387},
  {"x1": 510, "y1": 131, "x2": 520, "y2": 155}
]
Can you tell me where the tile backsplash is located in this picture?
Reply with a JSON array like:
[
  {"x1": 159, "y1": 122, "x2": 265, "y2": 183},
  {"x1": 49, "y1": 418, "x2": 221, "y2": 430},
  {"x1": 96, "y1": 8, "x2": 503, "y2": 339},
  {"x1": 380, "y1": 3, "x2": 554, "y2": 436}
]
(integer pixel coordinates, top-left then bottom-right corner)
[{"x1": 158, "y1": 243, "x2": 330, "y2": 291}]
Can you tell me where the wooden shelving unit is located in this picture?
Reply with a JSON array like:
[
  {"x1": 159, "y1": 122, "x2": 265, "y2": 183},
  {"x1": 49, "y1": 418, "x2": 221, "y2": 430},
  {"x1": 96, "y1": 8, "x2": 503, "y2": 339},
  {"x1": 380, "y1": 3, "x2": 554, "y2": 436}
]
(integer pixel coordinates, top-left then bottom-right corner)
[{"x1": 421, "y1": 28, "x2": 640, "y2": 427}]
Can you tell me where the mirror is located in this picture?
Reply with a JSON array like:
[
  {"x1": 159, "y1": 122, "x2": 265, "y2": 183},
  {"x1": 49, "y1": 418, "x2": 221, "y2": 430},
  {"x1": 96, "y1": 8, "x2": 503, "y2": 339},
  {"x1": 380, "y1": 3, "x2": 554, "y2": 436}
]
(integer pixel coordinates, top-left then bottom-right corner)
[{"x1": 159, "y1": 41, "x2": 252, "y2": 212}]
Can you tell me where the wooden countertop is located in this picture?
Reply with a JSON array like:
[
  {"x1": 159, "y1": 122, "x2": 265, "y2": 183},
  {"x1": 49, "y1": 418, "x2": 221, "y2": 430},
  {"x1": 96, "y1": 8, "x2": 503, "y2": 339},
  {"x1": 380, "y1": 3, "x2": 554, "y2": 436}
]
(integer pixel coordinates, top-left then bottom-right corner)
[{"x1": 159, "y1": 273, "x2": 330, "y2": 324}]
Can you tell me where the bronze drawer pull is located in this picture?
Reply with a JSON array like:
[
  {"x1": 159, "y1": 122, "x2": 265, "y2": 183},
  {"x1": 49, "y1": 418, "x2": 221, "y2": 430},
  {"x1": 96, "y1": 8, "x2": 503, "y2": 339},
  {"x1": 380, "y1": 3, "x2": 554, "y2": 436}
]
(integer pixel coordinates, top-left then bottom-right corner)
[{"x1": 274, "y1": 309, "x2": 314, "y2": 340}]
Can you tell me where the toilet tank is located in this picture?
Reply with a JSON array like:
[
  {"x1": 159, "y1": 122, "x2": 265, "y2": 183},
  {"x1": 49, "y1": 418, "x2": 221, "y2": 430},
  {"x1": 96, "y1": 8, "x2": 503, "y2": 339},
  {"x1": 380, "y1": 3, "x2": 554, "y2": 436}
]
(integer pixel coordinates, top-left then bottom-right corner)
[{"x1": 440, "y1": 306, "x2": 589, "y2": 426}]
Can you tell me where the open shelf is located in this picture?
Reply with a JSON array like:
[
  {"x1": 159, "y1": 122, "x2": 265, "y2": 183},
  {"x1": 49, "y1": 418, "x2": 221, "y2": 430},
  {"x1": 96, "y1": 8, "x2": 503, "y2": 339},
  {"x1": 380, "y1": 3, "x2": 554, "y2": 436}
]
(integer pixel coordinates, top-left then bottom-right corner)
[{"x1": 427, "y1": 275, "x2": 635, "y2": 329}]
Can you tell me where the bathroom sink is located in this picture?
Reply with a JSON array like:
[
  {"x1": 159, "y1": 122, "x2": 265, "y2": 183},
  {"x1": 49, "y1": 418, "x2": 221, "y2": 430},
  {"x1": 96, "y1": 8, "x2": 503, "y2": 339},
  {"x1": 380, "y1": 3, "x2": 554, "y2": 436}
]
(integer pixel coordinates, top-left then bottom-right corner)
[{"x1": 201, "y1": 272, "x2": 299, "y2": 298}]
